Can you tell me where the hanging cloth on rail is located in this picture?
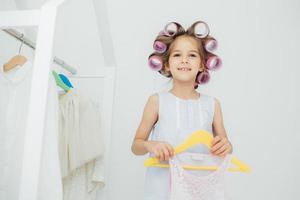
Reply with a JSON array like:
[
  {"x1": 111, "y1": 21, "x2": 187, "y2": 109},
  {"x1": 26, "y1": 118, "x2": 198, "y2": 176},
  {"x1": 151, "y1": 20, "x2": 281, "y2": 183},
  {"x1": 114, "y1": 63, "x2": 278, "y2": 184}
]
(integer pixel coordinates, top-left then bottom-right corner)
[
  {"x1": 58, "y1": 89, "x2": 105, "y2": 200},
  {"x1": 0, "y1": 59, "x2": 63, "y2": 200}
]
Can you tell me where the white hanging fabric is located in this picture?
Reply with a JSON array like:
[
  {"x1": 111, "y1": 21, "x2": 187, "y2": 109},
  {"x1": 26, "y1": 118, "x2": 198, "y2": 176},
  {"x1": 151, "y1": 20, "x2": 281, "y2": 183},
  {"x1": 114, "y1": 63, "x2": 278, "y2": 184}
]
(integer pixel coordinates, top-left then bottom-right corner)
[
  {"x1": 169, "y1": 154, "x2": 231, "y2": 200},
  {"x1": 62, "y1": 157, "x2": 105, "y2": 200},
  {"x1": 0, "y1": 60, "x2": 63, "y2": 200},
  {"x1": 58, "y1": 89, "x2": 105, "y2": 200}
]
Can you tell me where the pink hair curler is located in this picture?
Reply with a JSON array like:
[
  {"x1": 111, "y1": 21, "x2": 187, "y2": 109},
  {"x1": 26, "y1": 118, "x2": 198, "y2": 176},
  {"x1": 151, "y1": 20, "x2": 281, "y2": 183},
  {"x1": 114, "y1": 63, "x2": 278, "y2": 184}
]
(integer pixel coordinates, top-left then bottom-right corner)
[
  {"x1": 153, "y1": 40, "x2": 167, "y2": 53},
  {"x1": 193, "y1": 21, "x2": 210, "y2": 38},
  {"x1": 164, "y1": 22, "x2": 179, "y2": 37},
  {"x1": 196, "y1": 70, "x2": 210, "y2": 84},
  {"x1": 148, "y1": 55, "x2": 163, "y2": 71},
  {"x1": 206, "y1": 56, "x2": 222, "y2": 70},
  {"x1": 204, "y1": 38, "x2": 218, "y2": 52}
]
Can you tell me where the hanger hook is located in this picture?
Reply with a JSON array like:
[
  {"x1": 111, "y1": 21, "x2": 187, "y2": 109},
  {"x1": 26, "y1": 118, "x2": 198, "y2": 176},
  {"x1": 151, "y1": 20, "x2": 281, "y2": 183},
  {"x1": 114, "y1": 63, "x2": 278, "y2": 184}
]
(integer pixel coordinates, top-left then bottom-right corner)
[{"x1": 18, "y1": 33, "x2": 25, "y2": 54}]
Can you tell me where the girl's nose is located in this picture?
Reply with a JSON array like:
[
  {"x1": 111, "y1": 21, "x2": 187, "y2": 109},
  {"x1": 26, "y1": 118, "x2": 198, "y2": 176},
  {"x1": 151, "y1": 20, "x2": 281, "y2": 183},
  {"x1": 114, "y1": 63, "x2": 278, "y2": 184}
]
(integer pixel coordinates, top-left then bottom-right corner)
[{"x1": 181, "y1": 56, "x2": 188, "y2": 63}]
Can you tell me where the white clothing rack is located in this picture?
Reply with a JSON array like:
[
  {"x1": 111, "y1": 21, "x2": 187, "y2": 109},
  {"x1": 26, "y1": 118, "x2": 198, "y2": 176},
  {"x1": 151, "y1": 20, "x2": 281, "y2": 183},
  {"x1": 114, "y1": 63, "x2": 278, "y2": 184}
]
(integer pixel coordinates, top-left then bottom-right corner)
[
  {"x1": 2, "y1": 28, "x2": 77, "y2": 75},
  {"x1": 0, "y1": 1, "x2": 116, "y2": 200}
]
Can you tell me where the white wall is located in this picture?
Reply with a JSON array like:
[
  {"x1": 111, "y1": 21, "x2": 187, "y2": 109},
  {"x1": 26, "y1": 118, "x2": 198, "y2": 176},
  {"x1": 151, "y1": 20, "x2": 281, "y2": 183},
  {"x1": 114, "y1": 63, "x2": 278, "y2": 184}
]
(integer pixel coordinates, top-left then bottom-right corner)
[
  {"x1": 1, "y1": 0, "x2": 299, "y2": 200},
  {"x1": 105, "y1": 0, "x2": 300, "y2": 200}
]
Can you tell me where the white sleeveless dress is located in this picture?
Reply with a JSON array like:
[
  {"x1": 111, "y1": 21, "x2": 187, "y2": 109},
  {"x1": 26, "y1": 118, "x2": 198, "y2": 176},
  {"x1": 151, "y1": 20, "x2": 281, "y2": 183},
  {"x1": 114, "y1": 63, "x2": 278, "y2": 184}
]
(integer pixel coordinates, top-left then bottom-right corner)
[{"x1": 144, "y1": 91, "x2": 217, "y2": 200}]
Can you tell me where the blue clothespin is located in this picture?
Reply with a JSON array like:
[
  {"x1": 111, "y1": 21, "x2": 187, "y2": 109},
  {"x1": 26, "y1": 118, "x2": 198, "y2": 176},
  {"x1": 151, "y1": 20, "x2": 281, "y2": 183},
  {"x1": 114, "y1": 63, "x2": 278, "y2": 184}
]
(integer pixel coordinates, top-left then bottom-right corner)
[{"x1": 59, "y1": 73, "x2": 73, "y2": 88}]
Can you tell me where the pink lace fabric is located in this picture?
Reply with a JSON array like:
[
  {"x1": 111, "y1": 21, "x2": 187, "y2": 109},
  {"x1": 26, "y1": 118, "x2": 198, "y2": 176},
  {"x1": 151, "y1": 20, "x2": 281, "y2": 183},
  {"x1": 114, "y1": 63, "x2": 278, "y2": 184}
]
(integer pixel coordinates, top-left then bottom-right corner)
[{"x1": 169, "y1": 154, "x2": 231, "y2": 200}]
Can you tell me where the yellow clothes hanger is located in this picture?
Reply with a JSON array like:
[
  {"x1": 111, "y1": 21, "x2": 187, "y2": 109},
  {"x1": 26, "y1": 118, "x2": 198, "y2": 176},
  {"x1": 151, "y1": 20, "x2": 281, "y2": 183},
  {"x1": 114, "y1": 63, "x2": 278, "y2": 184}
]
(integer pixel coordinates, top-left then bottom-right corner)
[{"x1": 144, "y1": 130, "x2": 251, "y2": 173}]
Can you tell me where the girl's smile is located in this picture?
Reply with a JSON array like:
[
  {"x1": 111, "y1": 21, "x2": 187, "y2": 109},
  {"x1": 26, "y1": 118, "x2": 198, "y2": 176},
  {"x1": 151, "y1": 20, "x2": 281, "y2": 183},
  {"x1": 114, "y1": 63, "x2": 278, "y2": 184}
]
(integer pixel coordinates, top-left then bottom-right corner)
[{"x1": 177, "y1": 67, "x2": 192, "y2": 71}]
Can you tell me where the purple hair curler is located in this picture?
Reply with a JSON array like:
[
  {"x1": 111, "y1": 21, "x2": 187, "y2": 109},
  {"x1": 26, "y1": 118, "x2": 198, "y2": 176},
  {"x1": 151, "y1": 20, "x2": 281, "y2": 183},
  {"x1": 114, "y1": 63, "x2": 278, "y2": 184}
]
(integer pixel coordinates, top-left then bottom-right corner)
[
  {"x1": 153, "y1": 40, "x2": 167, "y2": 53},
  {"x1": 204, "y1": 38, "x2": 218, "y2": 52},
  {"x1": 206, "y1": 56, "x2": 222, "y2": 70},
  {"x1": 197, "y1": 70, "x2": 210, "y2": 84},
  {"x1": 196, "y1": 70, "x2": 210, "y2": 84},
  {"x1": 193, "y1": 21, "x2": 210, "y2": 38},
  {"x1": 148, "y1": 55, "x2": 163, "y2": 71},
  {"x1": 164, "y1": 22, "x2": 179, "y2": 37}
]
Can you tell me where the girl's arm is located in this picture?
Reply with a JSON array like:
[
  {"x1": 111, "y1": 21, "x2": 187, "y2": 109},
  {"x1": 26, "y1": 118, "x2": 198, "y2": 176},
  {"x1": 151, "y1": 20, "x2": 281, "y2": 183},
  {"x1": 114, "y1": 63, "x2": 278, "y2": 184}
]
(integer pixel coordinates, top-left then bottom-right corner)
[
  {"x1": 131, "y1": 94, "x2": 158, "y2": 155},
  {"x1": 131, "y1": 94, "x2": 174, "y2": 161},
  {"x1": 211, "y1": 98, "x2": 233, "y2": 157}
]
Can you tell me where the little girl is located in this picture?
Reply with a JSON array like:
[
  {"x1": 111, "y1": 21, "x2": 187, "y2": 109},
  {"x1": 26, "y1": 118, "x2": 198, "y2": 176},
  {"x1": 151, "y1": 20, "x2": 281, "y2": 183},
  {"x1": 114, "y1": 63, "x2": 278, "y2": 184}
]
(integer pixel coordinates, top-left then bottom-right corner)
[{"x1": 131, "y1": 21, "x2": 233, "y2": 200}]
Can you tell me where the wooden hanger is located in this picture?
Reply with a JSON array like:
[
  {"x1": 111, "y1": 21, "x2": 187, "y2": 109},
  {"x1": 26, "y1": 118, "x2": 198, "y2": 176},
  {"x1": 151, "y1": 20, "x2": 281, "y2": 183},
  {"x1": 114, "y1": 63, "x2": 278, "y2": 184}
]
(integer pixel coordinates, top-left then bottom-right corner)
[
  {"x1": 3, "y1": 33, "x2": 27, "y2": 72},
  {"x1": 3, "y1": 55, "x2": 27, "y2": 72},
  {"x1": 144, "y1": 130, "x2": 251, "y2": 173}
]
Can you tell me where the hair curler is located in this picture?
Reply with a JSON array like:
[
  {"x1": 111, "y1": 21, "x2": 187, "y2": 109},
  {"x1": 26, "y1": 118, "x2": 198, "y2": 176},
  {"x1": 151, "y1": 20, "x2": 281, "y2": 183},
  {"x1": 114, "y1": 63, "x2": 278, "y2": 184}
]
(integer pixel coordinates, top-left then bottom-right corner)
[
  {"x1": 206, "y1": 55, "x2": 222, "y2": 70},
  {"x1": 196, "y1": 70, "x2": 210, "y2": 84},
  {"x1": 153, "y1": 40, "x2": 167, "y2": 53},
  {"x1": 193, "y1": 21, "x2": 210, "y2": 38},
  {"x1": 148, "y1": 55, "x2": 163, "y2": 71},
  {"x1": 164, "y1": 22, "x2": 179, "y2": 37},
  {"x1": 204, "y1": 37, "x2": 218, "y2": 52}
]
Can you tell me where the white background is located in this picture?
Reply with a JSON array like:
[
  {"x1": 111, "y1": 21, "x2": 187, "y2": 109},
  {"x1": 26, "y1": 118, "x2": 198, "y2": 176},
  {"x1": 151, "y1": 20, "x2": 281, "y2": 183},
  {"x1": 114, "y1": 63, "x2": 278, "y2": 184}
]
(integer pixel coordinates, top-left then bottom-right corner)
[{"x1": 1, "y1": 0, "x2": 299, "y2": 200}]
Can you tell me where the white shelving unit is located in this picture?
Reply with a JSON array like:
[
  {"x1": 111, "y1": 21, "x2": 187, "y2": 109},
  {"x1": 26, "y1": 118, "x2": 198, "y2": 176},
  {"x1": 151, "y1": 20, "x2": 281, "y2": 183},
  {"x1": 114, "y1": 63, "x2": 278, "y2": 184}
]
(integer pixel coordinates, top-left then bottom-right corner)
[{"x1": 0, "y1": 1, "x2": 115, "y2": 199}]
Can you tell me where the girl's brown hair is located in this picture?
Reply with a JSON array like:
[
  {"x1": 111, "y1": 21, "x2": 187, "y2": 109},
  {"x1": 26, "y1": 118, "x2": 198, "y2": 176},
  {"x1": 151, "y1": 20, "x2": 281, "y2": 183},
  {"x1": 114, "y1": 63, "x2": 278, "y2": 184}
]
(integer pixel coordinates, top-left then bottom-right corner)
[{"x1": 148, "y1": 21, "x2": 220, "y2": 88}]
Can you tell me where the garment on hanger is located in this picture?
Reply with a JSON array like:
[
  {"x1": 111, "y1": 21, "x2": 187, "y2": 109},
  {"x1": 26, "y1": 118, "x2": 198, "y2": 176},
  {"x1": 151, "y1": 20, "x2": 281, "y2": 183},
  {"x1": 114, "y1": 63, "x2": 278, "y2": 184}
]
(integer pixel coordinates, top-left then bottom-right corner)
[
  {"x1": 169, "y1": 154, "x2": 231, "y2": 200},
  {"x1": 62, "y1": 156, "x2": 105, "y2": 200},
  {"x1": 58, "y1": 89, "x2": 105, "y2": 200},
  {"x1": 58, "y1": 89, "x2": 105, "y2": 176},
  {"x1": 0, "y1": 59, "x2": 63, "y2": 200}
]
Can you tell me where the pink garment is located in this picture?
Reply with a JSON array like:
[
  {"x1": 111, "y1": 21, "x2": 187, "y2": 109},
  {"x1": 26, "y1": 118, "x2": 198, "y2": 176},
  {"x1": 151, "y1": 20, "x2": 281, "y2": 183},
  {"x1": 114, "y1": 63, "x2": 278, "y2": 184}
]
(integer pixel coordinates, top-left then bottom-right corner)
[{"x1": 169, "y1": 154, "x2": 231, "y2": 200}]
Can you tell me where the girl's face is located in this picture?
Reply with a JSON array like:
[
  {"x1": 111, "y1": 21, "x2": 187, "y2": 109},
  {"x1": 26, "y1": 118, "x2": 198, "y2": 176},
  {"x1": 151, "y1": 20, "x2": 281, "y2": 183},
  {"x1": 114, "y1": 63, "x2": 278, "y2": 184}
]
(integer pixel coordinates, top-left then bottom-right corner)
[{"x1": 166, "y1": 36, "x2": 203, "y2": 83}]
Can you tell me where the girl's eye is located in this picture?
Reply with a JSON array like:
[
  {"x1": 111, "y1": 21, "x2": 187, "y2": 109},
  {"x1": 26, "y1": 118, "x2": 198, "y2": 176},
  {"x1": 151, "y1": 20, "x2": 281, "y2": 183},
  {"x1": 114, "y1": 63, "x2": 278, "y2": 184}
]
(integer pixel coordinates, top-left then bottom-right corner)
[
  {"x1": 173, "y1": 53, "x2": 181, "y2": 57},
  {"x1": 189, "y1": 54, "x2": 197, "y2": 57}
]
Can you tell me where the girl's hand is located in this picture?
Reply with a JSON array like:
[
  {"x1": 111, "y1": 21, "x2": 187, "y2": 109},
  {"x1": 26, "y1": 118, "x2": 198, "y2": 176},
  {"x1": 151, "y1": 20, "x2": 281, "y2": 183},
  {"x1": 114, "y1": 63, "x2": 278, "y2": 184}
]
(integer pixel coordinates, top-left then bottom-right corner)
[
  {"x1": 210, "y1": 136, "x2": 232, "y2": 157},
  {"x1": 145, "y1": 141, "x2": 174, "y2": 161}
]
